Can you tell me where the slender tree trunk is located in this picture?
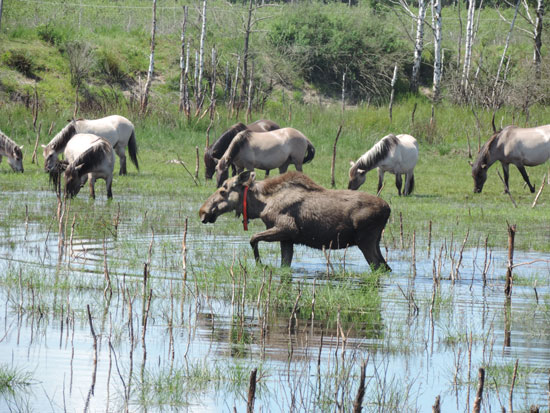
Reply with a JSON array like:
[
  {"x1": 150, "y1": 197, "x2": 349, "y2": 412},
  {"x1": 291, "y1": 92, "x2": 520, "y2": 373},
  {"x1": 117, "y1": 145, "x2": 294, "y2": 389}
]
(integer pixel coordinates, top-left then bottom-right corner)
[
  {"x1": 461, "y1": 0, "x2": 476, "y2": 96},
  {"x1": 196, "y1": 0, "x2": 207, "y2": 114},
  {"x1": 411, "y1": 0, "x2": 427, "y2": 93},
  {"x1": 240, "y1": 0, "x2": 254, "y2": 108},
  {"x1": 389, "y1": 64, "x2": 398, "y2": 121},
  {"x1": 533, "y1": 0, "x2": 544, "y2": 80},
  {"x1": 493, "y1": 0, "x2": 520, "y2": 105},
  {"x1": 140, "y1": 0, "x2": 157, "y2": 115},
  {"x1": 230, "y1": 55, "x2": 241, "y2": 117},
  {"x1": 179, "y1": 6, "x2": 189, "y2": 114},
  {"x1": 184, "y1": 42, "x2": 190, "y2": 119},
  {"x1": 432, "y1": 0, "x2": 442, "y2": 102},
  {"x1": 0, "y1": 0, "x2": 4, "y2": 32}
]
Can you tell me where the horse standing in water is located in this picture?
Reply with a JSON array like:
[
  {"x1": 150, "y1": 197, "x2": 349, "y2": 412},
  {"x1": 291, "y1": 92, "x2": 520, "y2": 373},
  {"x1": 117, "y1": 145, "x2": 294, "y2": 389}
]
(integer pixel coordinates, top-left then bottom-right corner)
[
  {"x1": 348, "y1": 134, "x2": 418, "y2": 196},
  {"x1": 42, "y1": 115, "x2": 138, "y2": 175},
  {"x1": 49, "y1": 134, "x2": 115, "y2": 199},
  {"x1": 215, "y1": 128, "x2": 315, "y2": 188},
  {"x1": 472, "y1": 125, "x2": 550, "y2": 193},
  {"x1": 0, "y1": 130, "x2": 24, "y2": 172},
  {"x1": 204, "y1": 119, "x2": 280, "y2": 182}
]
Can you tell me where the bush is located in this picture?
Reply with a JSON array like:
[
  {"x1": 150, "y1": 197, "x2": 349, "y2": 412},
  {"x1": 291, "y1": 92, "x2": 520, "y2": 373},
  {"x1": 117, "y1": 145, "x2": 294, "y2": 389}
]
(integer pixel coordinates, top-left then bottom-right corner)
[
  {"x1": 95, "y1": 48, "x2": 130, "y2": 86},
  {"x1": 37, "y1": 24, "x2": 73, "y2": 49},
  {"x1": 268, "y1": 6, "x2": 406, "y2": 101},
  {"x1": 1, "y1": 50, "x2": 39, "y2": 79}
]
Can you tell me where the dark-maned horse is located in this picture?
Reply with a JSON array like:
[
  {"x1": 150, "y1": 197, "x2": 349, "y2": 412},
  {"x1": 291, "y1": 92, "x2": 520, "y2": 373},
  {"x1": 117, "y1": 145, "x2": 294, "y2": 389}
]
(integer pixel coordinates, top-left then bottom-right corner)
[
  {"x1": 215, "y1": 128, "x2": 315, "y2": 188},
  {"x1": 348, "y1": 134, "x2": 418, "y2": 196},
  {"x1": 0, "y1": 130, "x2": 24, "y2": 172},
  {"x1": 204, "y1": 119, "x2": 280, "y2": 181},
  {"x1": 200, "y1": 171, "x2": 391, "y2": 271},
  {"x1": 42, "y1": 115, "x2": 138, "y2": 175},
  {"x1": 472, "y1": 125, "x2": 550, "y2": 193},
  {"x1": 49, "y1": 134, "x2": 115, "y2": 199}
]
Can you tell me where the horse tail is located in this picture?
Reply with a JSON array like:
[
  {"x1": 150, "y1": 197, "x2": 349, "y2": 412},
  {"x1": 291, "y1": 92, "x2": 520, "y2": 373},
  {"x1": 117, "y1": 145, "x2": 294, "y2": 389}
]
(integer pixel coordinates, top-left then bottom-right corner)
[
  {"x1": 303, "y1": 141, "x2": 315, "y2": 164},
  {"x1": 128, "y1": 129, "x2": 139, "y2": 171}
]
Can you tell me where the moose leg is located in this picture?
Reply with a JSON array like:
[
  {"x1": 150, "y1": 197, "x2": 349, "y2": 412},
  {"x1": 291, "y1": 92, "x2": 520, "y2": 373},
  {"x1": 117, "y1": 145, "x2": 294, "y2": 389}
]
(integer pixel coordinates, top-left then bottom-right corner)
[
  {"x1": 115, "y1": 145, "x2": 127, "y2": 176},
  {"x1": 516, "y1": 165, "x2": 535, "y2": 193},
  {"x1": 280, "y1": 242, "x2": 294, "y2": 267},
  {"x1": 357, "y1": 231, "x2": 391, "y2": 272},
  {"x1": 250, "y1": 227, "x2": 293, "y2": 266},
  {"x1": 395, "y1": 174, "x2": 403, "y2": 196}
]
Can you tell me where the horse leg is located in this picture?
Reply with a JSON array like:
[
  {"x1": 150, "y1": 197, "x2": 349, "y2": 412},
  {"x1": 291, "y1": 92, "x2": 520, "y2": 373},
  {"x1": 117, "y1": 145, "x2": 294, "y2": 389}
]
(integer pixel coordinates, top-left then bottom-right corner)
[
  {"x1": 516, "y1": 165, "x2": 535, "y2": 193},
  {"x1": 265, "y1": 169, "x2": 270, "y2": 178},
  {"x1": 280, "y1": 241, "x2": 294, "y2": 267},
  {"x1": 403, "y1": 173, "x2": 413, "y2": 196},
  {"x1": 377, "y1": 170, "x2": 385, "y2": 194},
  {"x1": 115, "y1": 145, "x2": 127, "y2": 176},
  {"x1": 395, "y1": 174, "x2": 403, "y2": 196},
  {"x1": 250, "y1": 226, "x2": 292, "y2": 266},
  {"x1": 106, "y1": 174, "x2": 113, "y2": 199},
  {"x1": 501, "y1": 162, "x2": 510, "y2": 191},
  {"x1": 89, "y1": 176, "x2": 96, "y2": 199},
  {"x1": 279, "y1": 163, "x2": 290, "y2": 173}
]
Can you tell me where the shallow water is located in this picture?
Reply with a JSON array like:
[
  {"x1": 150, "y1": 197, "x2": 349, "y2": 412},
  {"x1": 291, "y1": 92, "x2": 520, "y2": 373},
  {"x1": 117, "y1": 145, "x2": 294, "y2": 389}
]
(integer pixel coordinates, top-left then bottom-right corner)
[{"x1": 0, "y1": 192, "x2": 549, "y2": 412}]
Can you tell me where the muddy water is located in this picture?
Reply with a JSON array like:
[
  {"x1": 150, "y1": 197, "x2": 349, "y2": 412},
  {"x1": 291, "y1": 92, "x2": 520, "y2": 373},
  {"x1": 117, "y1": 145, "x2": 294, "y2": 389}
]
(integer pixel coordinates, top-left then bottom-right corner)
[{"x1": 0, "y1": 192, "x2": 549, "y2": 412}]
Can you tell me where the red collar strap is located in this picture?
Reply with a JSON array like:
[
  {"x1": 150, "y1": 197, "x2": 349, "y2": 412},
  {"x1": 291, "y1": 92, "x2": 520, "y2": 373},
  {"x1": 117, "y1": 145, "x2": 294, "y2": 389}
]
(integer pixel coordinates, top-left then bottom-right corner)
[{"x1": 243, "y1": 185, "x2": 249, "y2": 231}]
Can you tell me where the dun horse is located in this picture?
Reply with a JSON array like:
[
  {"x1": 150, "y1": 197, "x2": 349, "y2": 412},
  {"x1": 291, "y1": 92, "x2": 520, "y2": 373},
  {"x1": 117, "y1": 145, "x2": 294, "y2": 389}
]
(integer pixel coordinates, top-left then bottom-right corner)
[
  {"x1": 472, "y1": 125, "x2": 550, "y2": 193},
  {"x1": 215, "y1": 128, "x2": 315, "y2": 188},
  {"x1": 348, "y1": 134, "x2": 418, "y2": 196},
  {"x1": 204, "y1": 119, "x2": 280, "y2": 181},
  {"x1": 49, "y1": 134, "x2": 115, "y2": 199},
  {"x1": 200, "y1": 171, "x2": 391, "y2": 271},
  {"x1": 43, "y1": 115, "x2": 138, "y2": 175},
  {"x1": 0, "y1": 130, "x2": 24, "y2": 172}
]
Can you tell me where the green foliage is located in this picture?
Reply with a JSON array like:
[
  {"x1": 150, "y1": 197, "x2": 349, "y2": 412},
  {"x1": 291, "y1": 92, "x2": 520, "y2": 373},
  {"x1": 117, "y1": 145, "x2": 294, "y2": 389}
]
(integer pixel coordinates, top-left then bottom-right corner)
[
  {"x1": 268, "y1": 5, "x2": 405, "y2": 100},
  {"x1": 95, "y1": 47, "x2": 130, "y2": 85},
  {"x1": 37, "y1": 24, "x2": 74, "y2": 49},
  {"x1": 1, "y1": 50, "x2": 39, "y2": 79}
]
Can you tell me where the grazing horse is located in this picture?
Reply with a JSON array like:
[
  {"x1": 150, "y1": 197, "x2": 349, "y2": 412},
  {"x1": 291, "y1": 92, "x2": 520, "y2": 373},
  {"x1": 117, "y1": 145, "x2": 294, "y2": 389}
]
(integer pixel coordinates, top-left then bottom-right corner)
[
  {"x1": 49, "y1": 134, "x2": 115, "y2": 199},
  {"x1": 204, "y1": 119, "x2": 280, "y2": 181},
  {"x1": 472, "y1": 125, "x2": 550, "y2": 193},
  {"x1": 215, "y1": 128, "x2": 315, "y2": 188},
  {"x1": 200, "y1": 171, "x2": 391, "y2": 271},
  {"x1": 42, "y1": 115, "x2": 138, "y2": 175},
  {"x1": 348, "y1": 134, "x2": 418, "y2": 196},
  {"x1": 0, "y1": 130, "x2": 24, "y2": 172}
]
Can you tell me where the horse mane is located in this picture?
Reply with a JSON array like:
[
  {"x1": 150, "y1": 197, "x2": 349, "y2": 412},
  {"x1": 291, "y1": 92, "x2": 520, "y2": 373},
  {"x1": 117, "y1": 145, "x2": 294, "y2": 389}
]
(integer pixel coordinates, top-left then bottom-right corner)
[
  {"x1": 48, "y1": 121, "x2": 77, "y2": 152},
  {"x1": 222, "y1": 129, "x2": 251, "y2": 165},
  {"x1": 209, "y1": 122, "x2": 248, "y2": 159},
  {"x1": 68, "y1": 140, "x2": 111, "y2": 177},
  {"x1": 259, "y1": 171, "x2": 325, "y2": 195},
  {"x1": 472, "y1": 129, "x2": 503, "y2": 172},
  {"x1": 356, "y1": 134, "x2": 399, "y2": 172},
  {"x1": 0, "y1": 130, "x2": 21, "y2": 156}
]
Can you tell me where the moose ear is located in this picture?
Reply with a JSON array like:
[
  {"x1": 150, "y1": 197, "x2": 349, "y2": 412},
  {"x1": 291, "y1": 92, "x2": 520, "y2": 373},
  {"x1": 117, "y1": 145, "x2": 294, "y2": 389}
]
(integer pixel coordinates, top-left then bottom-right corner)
[{"x1": 236, "y1": 170, "x2": 255, "y2": 186}]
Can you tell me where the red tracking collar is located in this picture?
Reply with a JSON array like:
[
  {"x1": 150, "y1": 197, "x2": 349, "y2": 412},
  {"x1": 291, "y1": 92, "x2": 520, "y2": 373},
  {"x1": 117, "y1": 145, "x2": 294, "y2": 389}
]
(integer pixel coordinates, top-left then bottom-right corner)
[{"x1": 243, "y1": 185, "x2": 249, "y2": 231}]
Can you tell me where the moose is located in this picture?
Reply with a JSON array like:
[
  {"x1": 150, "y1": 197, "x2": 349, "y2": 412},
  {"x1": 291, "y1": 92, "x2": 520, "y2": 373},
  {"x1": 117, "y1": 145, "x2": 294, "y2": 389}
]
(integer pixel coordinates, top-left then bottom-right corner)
[{"x1": 199, "y1": 171, "x2": 391, "y2": 271}]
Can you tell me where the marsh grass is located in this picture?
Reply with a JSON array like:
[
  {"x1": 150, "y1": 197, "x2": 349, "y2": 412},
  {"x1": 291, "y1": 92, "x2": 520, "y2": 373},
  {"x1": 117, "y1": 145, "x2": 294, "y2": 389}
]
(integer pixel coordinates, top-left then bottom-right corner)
[{"x1": 0, "y1": 364, "x2": 34, "y2": 394}]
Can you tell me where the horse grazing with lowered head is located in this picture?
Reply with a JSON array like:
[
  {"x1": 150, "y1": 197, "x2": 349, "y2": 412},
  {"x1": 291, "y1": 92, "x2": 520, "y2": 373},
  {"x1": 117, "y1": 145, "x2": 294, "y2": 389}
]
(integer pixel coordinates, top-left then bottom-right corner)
[
  {"x1": 43, "y1": 115, "x2": 138, "y2": 175},
  {"x1": 348, "y1": 134, "x2": 418, "y2": 196},
  {"x1": 49, "y1": 134, "x2": 115, "y2": 199},
  {"x1": 204, "y1": 119, "x2": 280, "y2": 182},
  {"x1": 200, "y1": 171, "x2": 391, "y2": 271},
  {"x1": 0, "y1": 130, "x2": 24, "y2": 172},
  {"x1": 215, "y1": 128, "x2": 315, "y2": 188},
  {"x1": 472, "y1": 125, "x2": 550, "y2": 193}
]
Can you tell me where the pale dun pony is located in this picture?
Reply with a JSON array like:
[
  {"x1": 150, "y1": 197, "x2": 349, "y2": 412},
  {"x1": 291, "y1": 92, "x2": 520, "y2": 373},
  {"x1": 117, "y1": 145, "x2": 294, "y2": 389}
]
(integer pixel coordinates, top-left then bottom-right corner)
[
  {"x1": 42, "y1": 115, "x2": 138, "y2": 175},
  {"x1": 348, "y1": 134, "x2": 418, "y2": 196},
  {"x1": 0, "y1": 130, "x2": 24, "y2": 172},
  {"x1": 471, "y1": 125, "x2": 550, "y2": 193}
]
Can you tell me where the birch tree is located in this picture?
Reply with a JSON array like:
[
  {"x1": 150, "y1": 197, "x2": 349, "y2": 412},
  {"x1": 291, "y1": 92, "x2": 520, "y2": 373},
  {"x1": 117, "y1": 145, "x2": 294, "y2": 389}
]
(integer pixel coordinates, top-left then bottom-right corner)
[
  {"x1": 140, "y1": 0, "x2": 157, "y2": 115},
  {"x1": 533, "y1": 0, "x2": 544, "y2": 79},
  {"x1": 460, "y1": 0, "x2": 476, "y2": 96},
  {"x1": 431, "y1": 0, "x2": 442, "y2": 101},
  {"x1": 179, "y1": 6, "x2": 189, "y2": 115},
  {"x1": 240, "y1": 0, "x2": 255, "y2": 108},
  {"x1": 196, "y1": 0, "x2": 207, "y2": 114}
]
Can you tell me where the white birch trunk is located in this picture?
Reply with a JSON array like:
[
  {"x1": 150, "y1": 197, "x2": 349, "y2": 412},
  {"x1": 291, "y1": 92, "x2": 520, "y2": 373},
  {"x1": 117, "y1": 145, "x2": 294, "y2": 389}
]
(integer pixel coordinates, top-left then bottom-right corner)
[
  {"x1": 533, "y1": 0, "x2": 543, "y2": 79},
  {"x1": 411, "y1": 0, "x2": 427, "y2": 93},
  {"x1": 140, "y1": 0, "x2": 157, "y2": 115},
  {"x1": 493, "y1": 0, "x2": 520, "y2": 99},
  {"x1": 389, "y1": 64, "x2": 398, "y2": 121},
  {"x1": 432, "y1": 0, "x2": 442, "y2": 102},
  {"x1": 179, "y1": 6, "x2": 189, "y2": 113},
  {"x1": 241, "y1": 0, "x2": 254, "y2": 108},
  {"x1": 184, "y1": 42, "x2": 190, "y2": 117},
  {"x1": 197, "y1": 0, "x2": 207, "y2": 113},
  {"x1": 460, "y1": 0, "x2": 476, "y2": 94}
]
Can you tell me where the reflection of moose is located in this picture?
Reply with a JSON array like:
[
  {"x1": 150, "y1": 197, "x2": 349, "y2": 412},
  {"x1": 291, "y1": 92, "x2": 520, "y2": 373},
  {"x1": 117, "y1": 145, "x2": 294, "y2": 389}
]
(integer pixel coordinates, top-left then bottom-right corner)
[{"x1": 199, "y1": 171, "x2": 391, "y2": 271}]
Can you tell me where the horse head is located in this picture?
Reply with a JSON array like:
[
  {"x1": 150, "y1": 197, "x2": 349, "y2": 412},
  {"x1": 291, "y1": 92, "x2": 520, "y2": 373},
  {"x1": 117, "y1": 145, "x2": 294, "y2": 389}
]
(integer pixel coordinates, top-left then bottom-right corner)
[
  {"x1": 348, "y1": 161, "x2": 367, "y2": 190},
  {"x1": 8, "y1": 145, "x2": 24, "y2": 173},
  {"x1": 215, "y1": 157, "x2": 231, "y2": 188},
  {"x1": 42, "y1": 144, "x2": 59, "y2": 172},
  {"x1": 64, "y1": 165, "x2": 83, "y2": 198},
  {"x1": 204, "y1": 150, "x2": 217, "y2": 180},
  {"x1": 471, "y1": 161, "x2": 488, "y2": 193}
]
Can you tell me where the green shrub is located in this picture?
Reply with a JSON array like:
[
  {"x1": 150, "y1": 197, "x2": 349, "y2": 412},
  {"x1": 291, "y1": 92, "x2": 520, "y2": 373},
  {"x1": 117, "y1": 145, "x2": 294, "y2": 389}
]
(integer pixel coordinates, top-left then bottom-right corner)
[
  {"x1": 37, "y1": 24, "x2": 73, "y2": 48},
  {"x1": 95, "y1": 48, "x2": 130, "y2": 85},
  {"x1": 1, "y1": 50, "x2": 39, "y2": 79}
]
